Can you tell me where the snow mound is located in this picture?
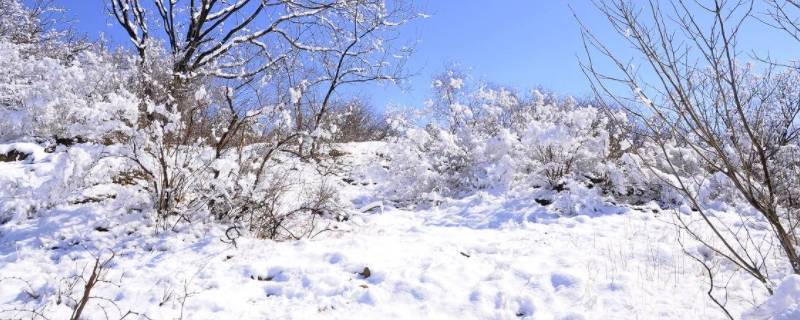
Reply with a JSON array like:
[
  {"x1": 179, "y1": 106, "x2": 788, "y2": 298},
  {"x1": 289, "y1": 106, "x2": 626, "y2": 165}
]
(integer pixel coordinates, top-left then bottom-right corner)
[{"x1": 744, "y1": 275, "x2": 800, "y2": 320}]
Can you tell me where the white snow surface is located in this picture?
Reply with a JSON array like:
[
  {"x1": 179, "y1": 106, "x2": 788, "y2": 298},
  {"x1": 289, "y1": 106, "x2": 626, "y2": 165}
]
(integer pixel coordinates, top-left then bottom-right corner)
[
  {"x1": 0, "y1": 141, "x2": 785, "y2": 319},
  {"x1": 744, "y1": 275, "x2": 800, "y2": 320}
]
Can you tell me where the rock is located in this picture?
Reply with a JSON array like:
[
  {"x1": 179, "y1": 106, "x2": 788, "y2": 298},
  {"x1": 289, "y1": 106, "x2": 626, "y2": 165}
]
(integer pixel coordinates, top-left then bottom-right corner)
[
  {"x1": 358, "y1": 267, "x2": 371, "y2": 279},
  {"x1": 0, "y1": 149, "x2": 29, "y2": 162}
]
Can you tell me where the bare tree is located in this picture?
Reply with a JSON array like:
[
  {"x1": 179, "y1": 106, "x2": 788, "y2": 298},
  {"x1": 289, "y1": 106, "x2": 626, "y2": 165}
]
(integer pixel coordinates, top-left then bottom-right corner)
[{"x1": 577, "y1": 0, "x2": 800, "y2": 299}]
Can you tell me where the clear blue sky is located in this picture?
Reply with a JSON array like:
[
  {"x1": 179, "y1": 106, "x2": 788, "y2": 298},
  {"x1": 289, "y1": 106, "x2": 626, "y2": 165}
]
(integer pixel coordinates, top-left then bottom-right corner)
[{"x1": 43, "y1": 0, "x2": 800, "y2": 111}]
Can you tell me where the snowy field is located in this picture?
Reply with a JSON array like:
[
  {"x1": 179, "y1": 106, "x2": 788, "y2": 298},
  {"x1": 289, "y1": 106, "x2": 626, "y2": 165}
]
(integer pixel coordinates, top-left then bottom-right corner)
[
  {"x1": 1, "y1": 142, "x2": 795, "y2": 319},
  {"x1": 3, "y1": 0, "x2": 800, "y2": 319}
]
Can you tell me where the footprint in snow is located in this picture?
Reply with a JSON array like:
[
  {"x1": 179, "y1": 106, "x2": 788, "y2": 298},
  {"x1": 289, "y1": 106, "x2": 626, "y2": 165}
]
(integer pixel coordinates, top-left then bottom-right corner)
[
  {"x1": 550, "y1": 273, "x2": 578, "y2": 290},
  {"x1": 358, "y1": 291, "x2": 376, "y2": 305},
  {"x1": 327, "y1": 252, "x2": 344, "y2": 264},
  {"x1": 515, "y1": 296, "x2": 536, "y2": 318}
]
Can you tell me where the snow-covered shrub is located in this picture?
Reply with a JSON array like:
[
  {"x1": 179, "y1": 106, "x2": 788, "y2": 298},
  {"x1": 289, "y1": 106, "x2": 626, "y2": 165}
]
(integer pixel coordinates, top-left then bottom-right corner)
[
  {"x1": 514, "y1": 94, "x2": 616, "y2": 189},
  {"x1": 212, "y1": 158, "x2": 346, "y2": 241},
  {"x1": 383, "y1": 76, "x2": 524, "y2": 199},
  {"x1": 0, "y1": 38, "x2": 138, "y2": 142},
  {"x1": 383, "y1": 72, "x2": 641, "y2": 207},
  {"x1": 0, "y1": 0, "x2": 137, "y2": 142},
  {"x1": 111, "y1": 48, "x2": 348, "y2": 238},
  {"x1": 0, "y1": 142, "x2": 137, "y2": 222}
]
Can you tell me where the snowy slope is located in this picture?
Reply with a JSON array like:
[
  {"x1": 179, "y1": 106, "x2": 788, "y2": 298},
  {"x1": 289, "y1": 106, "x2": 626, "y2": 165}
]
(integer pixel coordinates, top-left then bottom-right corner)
[{"x1": 0, "y1": 142, "x2": 789, "y2": 319}]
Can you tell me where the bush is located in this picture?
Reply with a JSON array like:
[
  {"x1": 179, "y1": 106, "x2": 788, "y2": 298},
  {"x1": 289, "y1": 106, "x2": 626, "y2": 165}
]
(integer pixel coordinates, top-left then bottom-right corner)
[
  {"x1": 328, "y1": 100, "x2": 391, "y2": 143},
  {"x1": 0, "y1": 0, "x2": 138, "y2": 141},
  {"x1": 383, "y1": 72, "x2": 642, "y2": 203}
]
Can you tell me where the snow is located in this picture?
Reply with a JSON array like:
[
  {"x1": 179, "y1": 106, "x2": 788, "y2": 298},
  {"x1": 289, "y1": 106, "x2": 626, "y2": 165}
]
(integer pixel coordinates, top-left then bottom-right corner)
[
  {"x1": 0, "y1": 143, "x2": 48, "y2": 162},
  {"x1": 449, "y1": 77, "x2": 464, "y2": 89},
  {"x1": 745, "y1": 275, "x2": 800, "y2": 320},
  {"x1": 290, "y1": 87, "x2": 302, "y2": 104},
  {"x1": 0, "y1": 141, "x2": 780, "y2": 319},
  {"x1": 1, "y1": 1, "x2": 797, "y2": 318}
]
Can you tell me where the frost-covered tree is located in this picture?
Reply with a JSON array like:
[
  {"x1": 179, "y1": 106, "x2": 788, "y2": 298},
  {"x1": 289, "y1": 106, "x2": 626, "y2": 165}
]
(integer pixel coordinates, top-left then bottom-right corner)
[
  {"x1": 0, "y1": 0, "x2": 40, "y2": 43},
  {"x1": 107, "y1": 0, "x2": 417, "y2": 237},
  {"x1": 108, "y1": 0, "x2": 413, "y2": 148}
]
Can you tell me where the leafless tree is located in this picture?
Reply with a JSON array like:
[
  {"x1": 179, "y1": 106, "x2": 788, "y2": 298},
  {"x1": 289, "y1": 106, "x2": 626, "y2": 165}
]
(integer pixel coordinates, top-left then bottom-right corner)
[{"x1": 577, "y1": 0, "x2": 800, "y2": 301}]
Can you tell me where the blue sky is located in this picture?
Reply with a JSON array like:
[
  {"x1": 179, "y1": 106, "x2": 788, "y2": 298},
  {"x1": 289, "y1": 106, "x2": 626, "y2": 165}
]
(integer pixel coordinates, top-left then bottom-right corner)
[{"x1": 44, "y1": 0, "x2": 800, "y2": 111}]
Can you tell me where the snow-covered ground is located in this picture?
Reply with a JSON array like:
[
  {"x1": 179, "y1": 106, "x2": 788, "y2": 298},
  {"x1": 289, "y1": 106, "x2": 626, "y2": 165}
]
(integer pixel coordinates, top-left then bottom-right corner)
[{"x1": 0, "y1": 142, "x2": 793, "y2": 319}]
